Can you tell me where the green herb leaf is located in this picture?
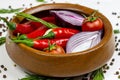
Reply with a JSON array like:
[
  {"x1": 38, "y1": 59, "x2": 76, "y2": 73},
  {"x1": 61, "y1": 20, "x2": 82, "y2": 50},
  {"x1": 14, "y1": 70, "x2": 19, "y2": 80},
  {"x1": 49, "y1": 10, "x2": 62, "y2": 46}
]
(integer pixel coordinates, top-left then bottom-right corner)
[
  {"x1": 20, "y1": 75, "x2": 45, "y2": 80},
  {"x1": 16, "y1": 12, "x2": 58, "y2": 28},
  {"x1": 114, "y1": 29, "x2": 120, "y2": 34},
  {"x1": 92, "y1": 68, "x2": 104, "y2": 80},
  {"x1": 36, "y1": 0, "x2": 45, "y2": 2},
  {"x1": 0, "y1": 37, "x2": 6, "y2": 46},
  {"x1": 19, "y1": 74, "x2": 71, "y2": 80},
  {"x1": 0, "y1": 8, "x2": 23, "y2": 14}
]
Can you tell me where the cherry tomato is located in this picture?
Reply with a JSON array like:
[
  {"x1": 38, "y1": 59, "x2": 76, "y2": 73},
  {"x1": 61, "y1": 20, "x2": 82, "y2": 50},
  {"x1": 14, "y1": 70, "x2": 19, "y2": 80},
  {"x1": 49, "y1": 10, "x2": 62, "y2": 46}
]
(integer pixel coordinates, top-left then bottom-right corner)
[
  {"x1": 82, "y1": 18, "x2": 103, "y2": 31},
  {"x1": 44, "y1": 44, "x2": 65, "y2": 54}
]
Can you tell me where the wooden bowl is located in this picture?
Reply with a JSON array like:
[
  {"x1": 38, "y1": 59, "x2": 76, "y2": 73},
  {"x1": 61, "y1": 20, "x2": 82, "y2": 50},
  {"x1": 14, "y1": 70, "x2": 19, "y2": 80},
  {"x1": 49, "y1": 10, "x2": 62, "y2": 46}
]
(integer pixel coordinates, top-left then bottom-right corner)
[{"x1": 5, "y1": 3, "x2": 115, "y2": 77}]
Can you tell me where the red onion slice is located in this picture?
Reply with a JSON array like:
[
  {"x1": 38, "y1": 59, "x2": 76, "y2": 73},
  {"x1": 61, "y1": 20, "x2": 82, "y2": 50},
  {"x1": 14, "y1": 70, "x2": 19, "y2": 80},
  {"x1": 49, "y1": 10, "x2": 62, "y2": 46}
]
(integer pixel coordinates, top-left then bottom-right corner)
[
  {"x1": 50, "y1": 10, "x2": 84, "y2": 26},
  {"x1": 66, "y1": 31, "x2": 102, "y2": 53}
]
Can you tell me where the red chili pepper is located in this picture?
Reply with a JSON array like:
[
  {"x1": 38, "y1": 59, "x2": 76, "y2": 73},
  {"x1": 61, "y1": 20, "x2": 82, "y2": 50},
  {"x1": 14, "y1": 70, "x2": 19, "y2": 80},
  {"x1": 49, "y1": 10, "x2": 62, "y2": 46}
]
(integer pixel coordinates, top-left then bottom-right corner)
[
  {"x1": 27, "y1": 16, "x2": 56, "y2": 29},
  {"x1": 0, "y1": 17, "x2": 35, "y2": 34},
  {"x1": 14, "y1": 16, "x2": 56, "y2": 34},
  {"x1": 41, "y1": 28, "x2": 80, "y2": 39},
  {"x1": 0, "y1": 16, "x2": 56, "y2": 35},
  {"x1": 12, "y1": 38, "x2": 68, "y2": 50},
  {"x1": 13, "y1": 24, "x2": 35, "y2": 35},
  {"x1": 18, "y1": 25, "x2": 48, "y2": 39}
]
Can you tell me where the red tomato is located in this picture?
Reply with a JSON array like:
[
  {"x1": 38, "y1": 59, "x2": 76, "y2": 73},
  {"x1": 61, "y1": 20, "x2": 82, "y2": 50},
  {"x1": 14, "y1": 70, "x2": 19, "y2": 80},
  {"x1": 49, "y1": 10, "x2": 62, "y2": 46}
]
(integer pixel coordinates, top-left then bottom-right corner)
[
  {"x1": 44, "y1": 45, "x2": 65, "y2": 54},
  {"x1": 82, "y1": 18, "x2": 103, "y2": 31}
]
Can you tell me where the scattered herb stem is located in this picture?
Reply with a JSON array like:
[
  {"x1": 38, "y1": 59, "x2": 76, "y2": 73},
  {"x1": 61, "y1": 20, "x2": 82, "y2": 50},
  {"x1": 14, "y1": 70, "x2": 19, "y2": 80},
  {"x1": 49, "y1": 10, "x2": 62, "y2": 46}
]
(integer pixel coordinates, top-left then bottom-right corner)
[
  {"x1": 0, "y1": 37, "x2": 6, "y2": 45},
  {"x1": 36, "y1": 0, "x2": 45, "y2": 2},
  {"x1": 16, "y1": 12, "x2": 58, "y2": 28},
  {"x1": 0, "y1": 8, "x2": 23, "y2": 14}
]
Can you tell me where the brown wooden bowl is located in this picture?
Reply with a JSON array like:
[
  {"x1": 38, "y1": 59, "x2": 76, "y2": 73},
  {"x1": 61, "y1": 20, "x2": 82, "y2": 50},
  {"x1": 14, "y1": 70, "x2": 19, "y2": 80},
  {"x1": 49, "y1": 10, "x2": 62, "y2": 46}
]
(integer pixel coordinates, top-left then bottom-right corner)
[{"x1": 5, "y1": 3, "x2": 115, "y2": 77}]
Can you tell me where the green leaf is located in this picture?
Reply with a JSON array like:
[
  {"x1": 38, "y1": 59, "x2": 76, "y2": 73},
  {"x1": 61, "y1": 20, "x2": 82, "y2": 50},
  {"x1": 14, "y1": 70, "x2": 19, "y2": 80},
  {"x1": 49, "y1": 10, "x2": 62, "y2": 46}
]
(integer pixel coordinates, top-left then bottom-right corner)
[
  {"x1": 36, "y1": 0, "x2": 45, "y2": 2},
  {"x1": 114, "y1": 29, "x2": 120, "y2": 34},
  {"x1": 92, "y1": 68, "x2": 104, "y2": 80},
  {"x1": 0, "y1": 37, "x2": 6, "y2": 46},
  {"x1": 0, "y1": 8, "x2": 23, "y2": 14},
  {"x1": 16, "y1": 12, "x2": 58, "y2": 29}
]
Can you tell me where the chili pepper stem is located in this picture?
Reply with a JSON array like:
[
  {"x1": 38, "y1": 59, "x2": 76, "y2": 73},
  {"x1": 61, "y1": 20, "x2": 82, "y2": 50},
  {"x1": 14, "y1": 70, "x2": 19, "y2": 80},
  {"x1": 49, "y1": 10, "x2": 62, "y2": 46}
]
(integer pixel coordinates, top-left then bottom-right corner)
[
  {"x1": 41, "y1": 31, "x2": 55, "y2": 39},
  {"x1": 12, "y1": 39, "x2": 34, "y2": 47},
  {"x1": 0, "y1": 16, "x2": 16, "y2": 30},
  {"x1": 17, "y1": 34, "x2": 27, "y2": 40},
  {"x1": 44, "y1": 40, "x2": 56, "y2": 51}
]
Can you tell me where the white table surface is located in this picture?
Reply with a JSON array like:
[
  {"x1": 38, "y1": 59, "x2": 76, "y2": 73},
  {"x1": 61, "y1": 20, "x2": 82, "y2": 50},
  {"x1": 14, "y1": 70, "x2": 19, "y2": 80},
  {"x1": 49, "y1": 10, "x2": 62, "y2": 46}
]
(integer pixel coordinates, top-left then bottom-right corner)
[{"x1": 0, "y1": 0, "x2": 120, "y2": 80}]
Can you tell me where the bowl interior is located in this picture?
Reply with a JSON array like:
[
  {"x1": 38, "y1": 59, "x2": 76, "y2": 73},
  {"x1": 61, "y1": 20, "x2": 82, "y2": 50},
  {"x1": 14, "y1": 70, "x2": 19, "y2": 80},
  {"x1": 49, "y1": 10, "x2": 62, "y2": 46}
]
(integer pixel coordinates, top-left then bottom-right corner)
[{"x1": 11, "y1": 3, "x2": 113, "y2": 56}]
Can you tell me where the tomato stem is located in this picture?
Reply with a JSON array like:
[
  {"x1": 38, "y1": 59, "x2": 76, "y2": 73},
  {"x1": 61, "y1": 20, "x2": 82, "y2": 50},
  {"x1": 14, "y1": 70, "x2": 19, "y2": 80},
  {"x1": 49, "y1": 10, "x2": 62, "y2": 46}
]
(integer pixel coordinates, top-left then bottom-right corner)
[
  {"x1": 44, "y1": 40, "x2": 56, "y2": 51},
  {"x1": 91, "y1": 11, "x2": 97, "y2": 17},
  {"x1": 84, "y1": 11, "x2": 98, "y2": 22}
]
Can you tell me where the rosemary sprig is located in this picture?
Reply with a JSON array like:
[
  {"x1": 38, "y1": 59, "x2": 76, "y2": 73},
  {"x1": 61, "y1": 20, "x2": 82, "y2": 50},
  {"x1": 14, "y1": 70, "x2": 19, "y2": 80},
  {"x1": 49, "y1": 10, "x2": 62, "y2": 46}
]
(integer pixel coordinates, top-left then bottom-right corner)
[
  {"x1": 0, "y1": 37, "x2": 6, "y2": 45},
  {"x1": 0, "y1": 8, "x2": 23, "y2": 14},
  {"x1": 91, "y1": 68, "x2": 104, "y2": 80}
]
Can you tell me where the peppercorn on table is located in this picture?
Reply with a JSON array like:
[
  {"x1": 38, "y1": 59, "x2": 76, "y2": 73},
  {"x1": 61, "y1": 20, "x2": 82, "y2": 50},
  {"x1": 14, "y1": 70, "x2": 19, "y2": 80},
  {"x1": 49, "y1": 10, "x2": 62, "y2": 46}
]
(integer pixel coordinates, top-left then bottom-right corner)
[{"x1": 0, "y1": 0, "x2": 120, "y2": 80}]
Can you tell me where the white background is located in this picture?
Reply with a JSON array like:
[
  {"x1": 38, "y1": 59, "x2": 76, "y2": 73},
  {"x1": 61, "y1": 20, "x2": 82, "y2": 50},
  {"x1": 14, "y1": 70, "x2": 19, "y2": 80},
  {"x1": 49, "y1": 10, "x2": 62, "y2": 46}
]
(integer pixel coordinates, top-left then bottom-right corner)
[{"x1": 0, "y1": 0, "x2": 120, "y2": 80}]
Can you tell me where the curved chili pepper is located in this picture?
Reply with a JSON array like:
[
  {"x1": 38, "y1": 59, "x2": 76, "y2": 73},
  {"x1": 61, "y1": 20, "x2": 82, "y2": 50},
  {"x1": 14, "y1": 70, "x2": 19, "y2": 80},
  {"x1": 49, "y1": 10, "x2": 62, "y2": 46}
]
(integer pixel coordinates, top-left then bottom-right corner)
[
  {"x1": 18, "y1": 16, "x2": 56, "y2": 39},
  {"x1": 0, "y1": 16, "x2": 56, "y2": 35},
  {"x1": 41, "y1": 28, "x2": 80, "y2": 39},
  {"x1": 28, "y1": 16, "x2": 56, "y2": 29},
  {"x1": 18, "y1": 25, "x2": 48, "y2": 39},
  {"x1": 12, "y1": 38, "x2": 68, "y2": 50},
  {"x1": 0, "y1": 17, "x2": 35, "y2": 34},
  {"x1": 16, "y1": 12, "x2": 58, "y2": 28},
  {"x1": 13, "y1": 24, "x2": 35, "y2": 34}
]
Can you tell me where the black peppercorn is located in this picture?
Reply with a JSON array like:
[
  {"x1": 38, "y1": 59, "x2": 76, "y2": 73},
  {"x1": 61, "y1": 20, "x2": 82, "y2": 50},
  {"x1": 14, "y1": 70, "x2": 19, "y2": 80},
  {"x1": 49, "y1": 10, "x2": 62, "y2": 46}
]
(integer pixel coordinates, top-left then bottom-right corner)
[
  {"x1": 3, "y1": 75, "x2": 7, "y2": 78},
  {"x1": 112, "y1": 58, "x2": 115, "y2": 62},
  {"x1": 116, "y1": 23, "x2": 119, "y2": 26},
  {"x1": 118, "y1": 75, "x2": 120, "y2": 79},
  {"x1": 115, "y1": 71, "x2": 119, "y2": 75},
  {"x1": 112, "y1": 12, "x2": 117, "y2": 15},
  {"x1": 0, "y1": 70, "x2": 1, "y2": 73},
  {"x1": 110, "y1": 62, "x2": 113, "y2": 66},
  {"x1": 115, "y1": 48, "x2": 119, "y2": 51},
  {"x1": 4, "y1": 68, "x2": 7, "y2": 71},
  {"x1": 1, "y1": 65, "x2": 4, "y2": 68}
]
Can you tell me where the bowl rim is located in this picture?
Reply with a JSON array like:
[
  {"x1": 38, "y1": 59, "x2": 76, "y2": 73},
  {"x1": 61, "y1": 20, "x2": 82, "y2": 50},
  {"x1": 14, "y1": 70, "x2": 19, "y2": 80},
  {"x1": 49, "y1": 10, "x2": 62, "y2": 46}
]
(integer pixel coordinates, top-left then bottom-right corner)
[{"x1": 11, "y1": 3, "x2": 113, "y2": 57}]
